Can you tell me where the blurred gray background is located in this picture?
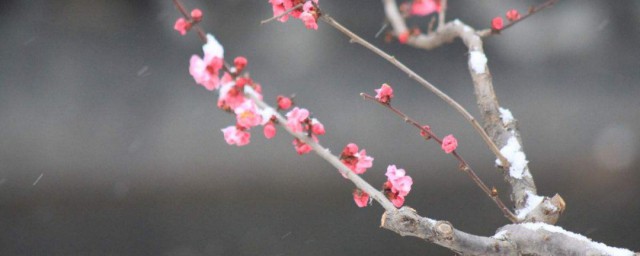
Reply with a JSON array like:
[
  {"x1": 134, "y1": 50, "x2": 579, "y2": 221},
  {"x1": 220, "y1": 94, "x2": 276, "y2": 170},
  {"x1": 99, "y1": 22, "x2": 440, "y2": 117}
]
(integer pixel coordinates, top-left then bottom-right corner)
[{"x1": 1, "y1": 0, "x2": 639, "y2": 255}]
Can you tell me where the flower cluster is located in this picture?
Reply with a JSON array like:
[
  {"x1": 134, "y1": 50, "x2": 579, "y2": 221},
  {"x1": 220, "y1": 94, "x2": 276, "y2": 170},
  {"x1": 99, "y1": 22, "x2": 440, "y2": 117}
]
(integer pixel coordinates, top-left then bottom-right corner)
[
  {"x1": 340, "y1": 143, "x2": 374, "y2": 177},
  {"x1": 384, "y1": 165, "x2": 413, "y2": 207},
  {"x1": 285, "y1": 107, "x2": 326, "y2": 154},
  {"x1": 174, "y1": 8, "x2": 203, "y2": 35},
  {"x1": 492, "y1": 9, "x2": 521, "y2": 31},
  {"x1": 186, "y1": 33, "x2": 273, "y2": 146},
  {"x1": 269, "y1": 0, "x2": 320, "y2": 30}
]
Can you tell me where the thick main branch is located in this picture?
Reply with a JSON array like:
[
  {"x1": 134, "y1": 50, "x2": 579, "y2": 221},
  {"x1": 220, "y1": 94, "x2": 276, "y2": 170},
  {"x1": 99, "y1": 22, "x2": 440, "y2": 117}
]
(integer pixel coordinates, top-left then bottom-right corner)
[{"x1": 381, "y1": 0, "x2": 563, "y2": 223}]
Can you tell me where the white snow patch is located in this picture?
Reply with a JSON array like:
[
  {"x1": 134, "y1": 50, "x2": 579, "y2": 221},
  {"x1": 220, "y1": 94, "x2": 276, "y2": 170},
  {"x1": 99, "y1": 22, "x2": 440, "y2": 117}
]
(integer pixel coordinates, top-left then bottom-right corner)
[
  {"x1": 203, "y1": 34, "x2": 224, "y2": 58},
  {"x1": 496, "y1": 136, "x2": 529, "y2": 179},
  {"x1": 520, "y1": 223, "x2": 634, "y2": 256},
  {"x1": 493, "y1": 230, "x2": 508, "y2": 240},
  {"x1": 516, "y1": 191, "x2": 544, "y2": 220},
  {"x1": 499, "y1": 107, "x2": 514, "y2": 125},
  {"x1": 468, "y1": 51, "x2": 487, "y2": 74},
  {"x1": 259, "y1": 107, "x2": 275, "y2": 125}
]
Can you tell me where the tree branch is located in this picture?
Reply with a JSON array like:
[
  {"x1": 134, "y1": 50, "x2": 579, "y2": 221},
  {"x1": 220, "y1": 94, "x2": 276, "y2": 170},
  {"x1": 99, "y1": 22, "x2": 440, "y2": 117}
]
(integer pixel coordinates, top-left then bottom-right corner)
[
  {"x1": 318, "y1": 13, "x2": 510, "y2": 170},
  {"x1": 380, "y1": 0, "x2": 565, "y2": 223},
  {"x1": 243, "y1": 87, "x2": 396, "y2": 212},
  {"x1": 361, "y1": 93, "x2": 517, "y2": 222}
]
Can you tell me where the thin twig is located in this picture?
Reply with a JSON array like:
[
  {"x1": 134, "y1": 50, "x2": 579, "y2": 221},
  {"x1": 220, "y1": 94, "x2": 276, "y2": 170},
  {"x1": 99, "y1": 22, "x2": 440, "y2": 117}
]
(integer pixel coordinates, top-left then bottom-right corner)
[
  {"x1": 172, "y1": 0, "x2": 206, "y2": 42},
  {"x1": 492, "y1": 0, "x2": 559, "y2": 34},
  {"x1": 244, "y1": 87, "x2": 397, "y2": 212},
  {"x1": 361, "y1": 93, "x2": 517, "y2": 222},
  {"x1": 438, "y1": 0, "x2": 447, "y2": 30},
  {"x1": 260, "y1": 3, "x2": 304, "y2": 25},
  {"x1": 318, "y1": 14, "x2": 510, "y2": 168}
]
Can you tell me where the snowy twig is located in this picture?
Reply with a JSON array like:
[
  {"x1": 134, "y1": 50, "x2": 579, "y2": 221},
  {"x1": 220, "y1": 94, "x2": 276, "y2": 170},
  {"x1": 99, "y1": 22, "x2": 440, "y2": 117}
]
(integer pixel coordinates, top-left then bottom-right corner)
[
  {"x1": 380, "y1": 0, "x2": 564, "y2": 223},
  {"x1": 361, "y1": 93, "x2": 517, "y2": 222}
]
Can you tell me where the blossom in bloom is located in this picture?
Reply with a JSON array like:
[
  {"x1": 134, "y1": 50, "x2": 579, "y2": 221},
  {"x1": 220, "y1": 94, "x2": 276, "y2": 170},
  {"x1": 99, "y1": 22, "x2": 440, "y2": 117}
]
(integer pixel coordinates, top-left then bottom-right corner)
[
  {"x1": 235, "y1": 100, "x2": 263, "y2": 128},
  {"x1": 339, "y1": 143, "x2": 374, "y2": 178},
  {"x1": 385, "y1": 164, "x2": 406, "y2": 181},
  {"x1": 311, "y1": 118, "x2": 325, "y2": 135},
  {"x1": 191, "y1": 9, "x2": 203, "y2": 22},
  {"x1": 300, "y1": 12, "x2": 318, "y2": 30},
  {"x1": 354, "y1": 149, "x2": 373, "y2": 174},
  {"x1": 174, "y1": 18, "x2": 191, "y2": 35},
  {"x1": 221, "y1": 126, "x2": 251, "y2": 146},
  {"x1": 491, "y1": 17, "x2": 504, "y2": 30},
  {"x1": 263, "y1": 121, "x2": 276, "y2": 139},
  {"x1": 234, "y1": 56, "x2": 248, "y2": 71},
  {"x1": 385, "y1": 165, "x2": 412, "y2": 196},
  {"x1": 277, "y1": 95, "x2": 292, "y2": 110},
  {"x1": 383, "y1": 165, "x2": 413, "y2": 207},
  {"x1": 269, "y1": 0, "x2": 293, "y2": 22},
  {"x1": 383, "y1": 181, "x2": 406, "y2": 207},
  {"x1": 441, "y1": 134, "x2": 458, "y2": 153},
  {"x1": 218, "y1": 82, "x2": 246, "y2": 110},
  {"x1": 300, "y1": 1, "x2": 319, "y2": 30},
  {"x1": 189, "y1": 54, "x2": 223, "y2": 90},
  {"x1": 285, "y1": 107, "x2": 310, "y2": 133},
  {"x1": 375, "y1": 83, "x2": 394, "y2": 104},
  {"x1": 353, "y1": 189, "x2": 369, "y2": 208},
  {"x1": 410, "y1": 0, "x2": 440, "y2": 16},
  {"x1": 189, "y1": 34, "x2": 225, "y2": 91},
  {"x1": 398, "y1": 31, "x2": 410, "y2": 44},
  {"x1": 506, "y1": 9, "x2": 520, "y2": 21}
]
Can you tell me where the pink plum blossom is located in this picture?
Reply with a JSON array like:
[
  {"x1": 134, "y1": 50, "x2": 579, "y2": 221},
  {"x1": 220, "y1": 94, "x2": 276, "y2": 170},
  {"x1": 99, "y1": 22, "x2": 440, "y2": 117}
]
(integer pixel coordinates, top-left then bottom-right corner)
[
  {"x1": 384, "y1": 165, "x2": 413, "y2": 206},
  {"x1": 353, "y1": 189, "x2": 369, "y2": 208},
  {"x1": 506, "y1": 9, "x2": 521, "y2": 21},
  {"x1": 340, "y1": 143, "x2": 373, "y2": 178},
  {"x1": 189, "y1": 34, "x2": 225, "y2": 91},
  {"x1": 277, "y1": 95, "x2": 292, "y2": 110},
  {"x1": 492, "y1": 17, "x2": 504, "y2": 30},
  {"x1": 263, "y1": 122, "x2": 276, "y2": 139},
  {"x1": 190, "y1": 9, "x2": 203, "y2": 22},
  {"x1": 221, "y1": 126, "x2": 251, "y2": 146},
  {"x1": 441, "y1": 134, "x2": 458, "y2": 154},
  {"x1": 375, "y1": 83, "x2": 394, "y2": 103},
  {"x1": 293, "y1": 136, "x2": 316, "y2": 155},
  {"x1": 235, "y1": 100, "x2": 262, "y2": 128},
  {"x1": 189, "y1": 55, "x2": 222, "y2": 90},
  {"x1": 218, "y1": 82, "x2": 246, "y2": 110},
  {"x1": 385, "y1": 165, "x2": 406, "y2": 181},
  {"x1": 383, "y1": 181, "x2": 406, "y2": 208},
  {"x1": 269, "y1": 0, "x2": 293, "y2": 22},
  {"x1": 410, "y1": 0, "x2": 440, "y2": 16},
  {"x1": 354, "y1": 150, "x2": 373, "y2": 174},
  {"x1": 285, "y1": 107, "x2": 310, "y2": 133},
  {"x1": 234, "y1": 56, "x2": 248, "y2": 71},
  {"x1": 300, "y1": 12, "x2": 318, "y2": 30},
  {"x1": 311, "y1": 118, "x2": 325, "y2": 135},
  {"x1": 174, "y1": 18, "x2": 191, "y2": 35}
]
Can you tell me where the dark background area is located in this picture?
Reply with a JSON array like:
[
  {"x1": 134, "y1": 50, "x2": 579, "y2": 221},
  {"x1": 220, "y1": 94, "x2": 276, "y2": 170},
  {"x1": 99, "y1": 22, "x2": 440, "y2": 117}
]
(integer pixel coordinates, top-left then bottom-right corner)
[{"x1": 1, "y1": 0, "x2": 639, "y2": 255}]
